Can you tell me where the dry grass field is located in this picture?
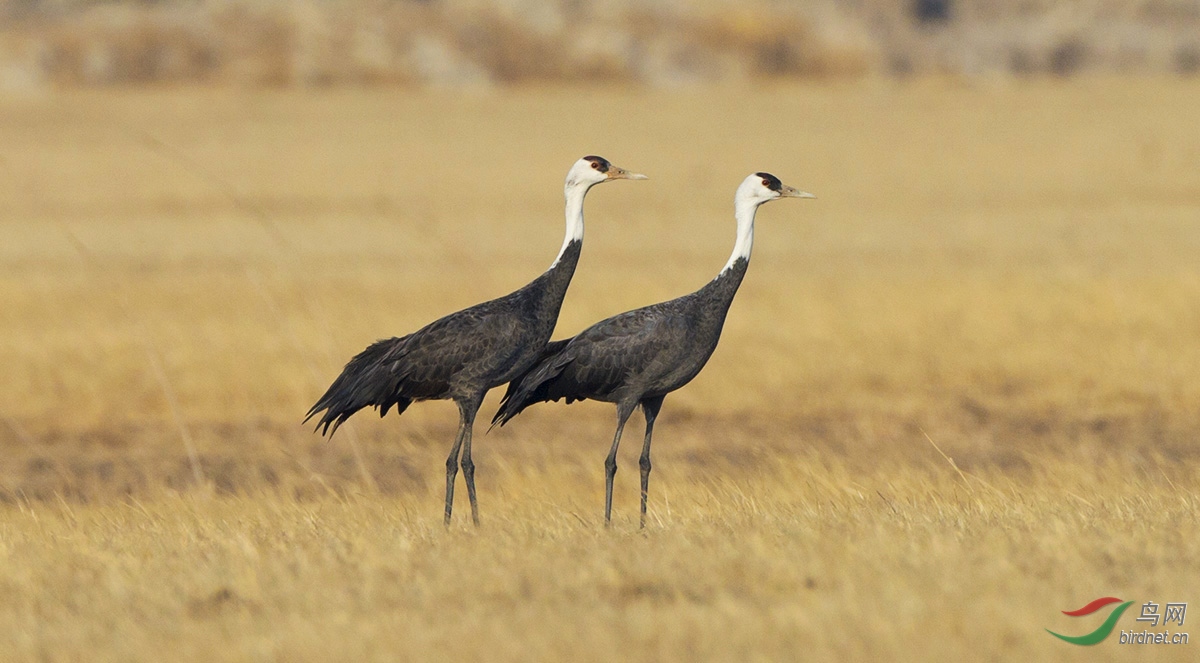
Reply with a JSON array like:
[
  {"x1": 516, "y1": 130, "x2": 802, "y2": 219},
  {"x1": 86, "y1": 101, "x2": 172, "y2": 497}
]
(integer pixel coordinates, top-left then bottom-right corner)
[{"x1": 1, "y1": 79, "x2": 1199, "y2": 661}]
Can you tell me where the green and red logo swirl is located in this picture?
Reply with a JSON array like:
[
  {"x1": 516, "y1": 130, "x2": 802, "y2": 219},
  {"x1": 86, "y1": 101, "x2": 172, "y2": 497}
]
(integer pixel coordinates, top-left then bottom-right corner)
[{"x1": 1046, "y1": 597, "x2": 1134, "y2": 645}]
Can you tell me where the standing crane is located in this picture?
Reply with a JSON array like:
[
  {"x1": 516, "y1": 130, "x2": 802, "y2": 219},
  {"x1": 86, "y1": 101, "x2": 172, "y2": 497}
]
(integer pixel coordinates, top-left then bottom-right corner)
[
  {"x1": 492, "y1": 173, "x2": 814, "y2": 527},
  {"x1": 306, "y1": 156, "x2": 647, "y2": 525}
]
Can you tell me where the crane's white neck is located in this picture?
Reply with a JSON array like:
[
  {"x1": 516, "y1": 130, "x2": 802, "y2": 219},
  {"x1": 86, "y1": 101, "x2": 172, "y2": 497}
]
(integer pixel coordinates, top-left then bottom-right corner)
[
  {"x1": 718, "y1": 196, "x2": 761, "y2": 276},
  {"x1": 551, "y1": 181, "x2": 590, "y2": 268}
]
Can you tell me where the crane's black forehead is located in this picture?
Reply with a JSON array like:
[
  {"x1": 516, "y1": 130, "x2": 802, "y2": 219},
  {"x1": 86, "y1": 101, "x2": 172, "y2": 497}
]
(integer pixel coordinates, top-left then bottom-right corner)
[
  {"x1": 583, "y1": 156, "x2": 611, "y2": 173},
  {"x1": 755, "y1": 172, "x2": 782, "y2": 191}
]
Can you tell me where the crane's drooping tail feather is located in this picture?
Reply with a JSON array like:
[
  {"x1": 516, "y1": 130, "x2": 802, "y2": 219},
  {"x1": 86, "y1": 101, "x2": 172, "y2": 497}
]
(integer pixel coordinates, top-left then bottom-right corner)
[
  {"x1": 491, "y1": 339, "x2": 573, "y2": 428},
  {"x1": 305, "y1": 337, "x2": 414, "y2": 437}
]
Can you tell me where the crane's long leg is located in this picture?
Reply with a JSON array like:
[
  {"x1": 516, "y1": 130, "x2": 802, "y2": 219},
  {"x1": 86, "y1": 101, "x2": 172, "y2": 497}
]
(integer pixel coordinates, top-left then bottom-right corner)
[
  {"x1": 458, "y1": 396, "x2": 483, "y2": 526},
  {"x1": 604, "y1": 403, "x2": 636, "y2": 525},
  {"x1": 638, "y1": 396, "x2": 665, "y2": 529},
  {"x1": 444, "y1": 412, "x2": 469, "y2": 526}
]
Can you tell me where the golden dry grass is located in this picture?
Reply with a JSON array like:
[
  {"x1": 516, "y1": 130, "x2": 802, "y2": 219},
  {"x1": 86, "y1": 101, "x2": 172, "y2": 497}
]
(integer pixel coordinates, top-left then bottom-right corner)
[{"x1": 1, "y1": 79, "x2": 1199, "y2": 661}]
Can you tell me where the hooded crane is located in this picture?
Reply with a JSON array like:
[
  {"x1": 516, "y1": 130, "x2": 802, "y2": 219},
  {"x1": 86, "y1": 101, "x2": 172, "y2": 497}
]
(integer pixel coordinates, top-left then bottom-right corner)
[
  {"x1": 492, "y1": 173, "x2": 813, "y2": 527},
  {"x1": 306, "y1": 156, "x2": 646, "y2": 525}
]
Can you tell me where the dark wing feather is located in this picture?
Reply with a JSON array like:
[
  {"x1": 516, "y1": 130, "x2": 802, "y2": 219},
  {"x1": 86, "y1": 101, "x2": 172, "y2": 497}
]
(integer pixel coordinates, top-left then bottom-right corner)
[
  {"x1": 304, "y1": 335, "x2": 413, "y2": 437},
  {"x1": 492, "y1": 305, "x2": 686, "y2": 426},
  {"x1": 490, "y1": 338, "x2": 571, "y2": 428},
  {"x1": 306, "y1": 306, "x2": 517, "y2": 437}
]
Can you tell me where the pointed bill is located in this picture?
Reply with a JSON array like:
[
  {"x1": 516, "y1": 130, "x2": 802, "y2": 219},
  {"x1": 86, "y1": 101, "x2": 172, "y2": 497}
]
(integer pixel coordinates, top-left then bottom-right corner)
[{"x1": 607, "y1": 165, "x2": 648, "y2": 180}]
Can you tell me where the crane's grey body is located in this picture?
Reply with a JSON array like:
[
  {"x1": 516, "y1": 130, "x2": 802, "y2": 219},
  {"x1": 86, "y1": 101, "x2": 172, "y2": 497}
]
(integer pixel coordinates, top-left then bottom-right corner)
[
  {"x1": 308, "y1": 240, "x2": 580, "y2": 434},
  {"x1": 494, "y1": 256, "x2": 746, "y2": 417},
  {"x1": 304, "y1": 155, "x2": 646, "y2": 525},
  {"x1": 493, "y1": 172, "x2": 812, "y2": 526}
]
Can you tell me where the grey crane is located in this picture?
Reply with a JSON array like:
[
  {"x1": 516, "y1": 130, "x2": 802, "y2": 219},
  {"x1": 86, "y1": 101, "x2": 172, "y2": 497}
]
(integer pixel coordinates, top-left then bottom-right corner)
[
  {"x1": 492, "y1": 172, "x2": 813, "y2": 527},
  {"x1": 306, "y1": 156, "x2": 646, "y2": 525}
]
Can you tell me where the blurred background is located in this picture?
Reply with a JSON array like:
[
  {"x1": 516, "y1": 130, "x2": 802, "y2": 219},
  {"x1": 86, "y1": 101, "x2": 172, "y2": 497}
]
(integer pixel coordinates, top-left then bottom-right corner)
[{"x1": 1, "y1": 0, "x2": 1199, "y2": 90}]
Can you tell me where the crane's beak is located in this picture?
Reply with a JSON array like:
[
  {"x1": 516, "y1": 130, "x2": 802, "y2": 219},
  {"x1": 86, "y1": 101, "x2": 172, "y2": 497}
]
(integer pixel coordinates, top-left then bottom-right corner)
[
  {"x1": 779, "y1": 185, "x2": 815, "y2": 199},
  {"x1": 607, "y1": 166, "x2": 648, "y2": 181}
]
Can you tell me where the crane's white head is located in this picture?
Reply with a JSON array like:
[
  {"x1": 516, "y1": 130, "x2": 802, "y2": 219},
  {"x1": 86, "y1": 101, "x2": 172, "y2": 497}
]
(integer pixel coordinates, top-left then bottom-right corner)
[
  {"x1": 736, "y1": 172, "x2": 815, "y2": 206},
  {"x1": 565, "y1": 155, "x2": 647, "y2": 192},
  {"x1": 553, "y1": 155, "x2": 646, "y2": 268},
  {"x1": 720, "y1": 172, "x2": 814, "y2": 275}
]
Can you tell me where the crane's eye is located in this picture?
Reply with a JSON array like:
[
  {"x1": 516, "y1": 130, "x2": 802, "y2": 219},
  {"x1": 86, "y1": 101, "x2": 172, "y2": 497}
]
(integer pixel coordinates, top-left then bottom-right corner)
[
  {"x1": 591, "y1": 161, "x2": 601, "y2": 169},
  {"x1": 762, "y1": 179, "x2": 770, "y2": 187}
]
